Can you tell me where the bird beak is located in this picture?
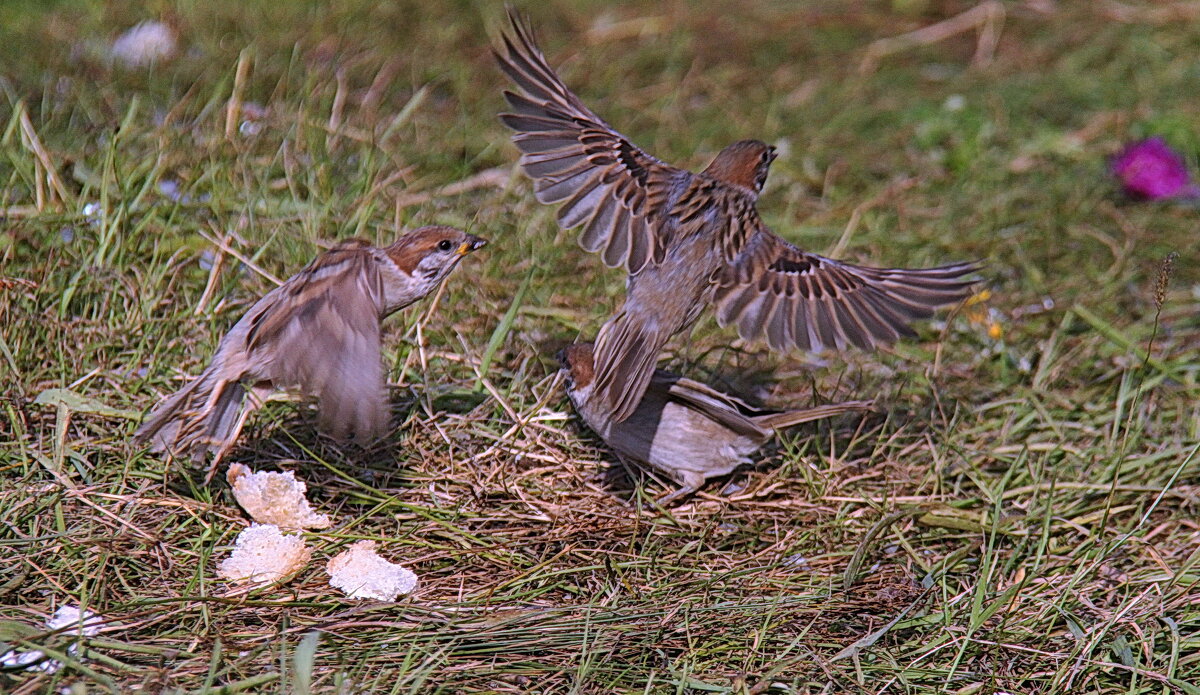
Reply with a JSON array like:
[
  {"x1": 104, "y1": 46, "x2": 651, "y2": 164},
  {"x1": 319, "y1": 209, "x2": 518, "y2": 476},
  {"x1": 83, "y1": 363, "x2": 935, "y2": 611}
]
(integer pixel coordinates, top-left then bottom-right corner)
[
  {"x1": 767, "y1": 146, "x2": 778, "y2": 162},
  {"x1": 457, "y1": 235, "x2": 488, "y2": 256}
]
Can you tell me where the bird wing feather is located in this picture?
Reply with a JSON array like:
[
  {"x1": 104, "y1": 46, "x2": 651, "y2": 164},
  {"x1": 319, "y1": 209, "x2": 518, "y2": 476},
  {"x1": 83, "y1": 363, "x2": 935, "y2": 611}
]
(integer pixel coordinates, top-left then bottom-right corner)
[
  {"x1": 495, "y1": 10, "x2": 683, "y2": 274},
  {"x1": 712, "y1": 223, "x2": 982, "y2": 352},
  {"x1": 244, "y1": 244, "x2": 390, "y2": 442},
  {"x1": 655, "y1": 371, "x2": 771, "y2": 440}
]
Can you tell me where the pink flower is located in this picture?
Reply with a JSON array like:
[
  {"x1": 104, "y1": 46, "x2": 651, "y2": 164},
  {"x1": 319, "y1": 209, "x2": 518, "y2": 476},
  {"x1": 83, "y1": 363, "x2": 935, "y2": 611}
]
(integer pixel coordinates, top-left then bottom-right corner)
[{"x1": 1111, "y1": 137, "x2": 1199, "y2": 200}]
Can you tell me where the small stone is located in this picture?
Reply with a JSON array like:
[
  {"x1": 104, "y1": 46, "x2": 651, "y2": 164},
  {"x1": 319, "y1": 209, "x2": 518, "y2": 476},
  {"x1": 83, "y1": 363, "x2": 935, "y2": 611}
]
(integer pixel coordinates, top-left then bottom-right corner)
[{"x1": 111, "y1": 21, "x2": 177, "y2": 68}]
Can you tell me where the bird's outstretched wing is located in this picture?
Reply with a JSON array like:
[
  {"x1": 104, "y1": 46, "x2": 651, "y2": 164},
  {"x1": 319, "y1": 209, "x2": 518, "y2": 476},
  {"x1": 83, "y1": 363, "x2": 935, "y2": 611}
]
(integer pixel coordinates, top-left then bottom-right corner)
[
  {"x1": 244, "y1": 242, "x2": 390, "y2": 442},
  {"x1": 495, "y1": 10, "x2": 684, "y2": 274},
  {"x1": 712, "y1": 225, "x2": 981, "y2": 352}
]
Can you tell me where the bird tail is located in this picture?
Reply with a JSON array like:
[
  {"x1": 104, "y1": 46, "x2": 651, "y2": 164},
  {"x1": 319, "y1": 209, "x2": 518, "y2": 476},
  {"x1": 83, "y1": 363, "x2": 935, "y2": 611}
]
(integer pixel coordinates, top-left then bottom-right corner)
[
  {"x1": 590, "y1": 311, "x2": 670, "y2": 423},
  {"x1": 752, "y1": 400, "x2": 874, "y2": 431},
  {"x1": 133, "y1": 369, "x2": 247, "y2": 462}
]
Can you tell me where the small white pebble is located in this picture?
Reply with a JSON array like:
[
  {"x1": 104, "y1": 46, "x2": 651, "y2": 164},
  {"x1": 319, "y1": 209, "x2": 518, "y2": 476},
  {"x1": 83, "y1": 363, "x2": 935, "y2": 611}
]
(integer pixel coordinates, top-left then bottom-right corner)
[
  {"x1": 111, "y1": 21, "x2": 177, "y2": 68},
  {"x1": 0, "y1": 646, "x2": 49, "y2": 671},
  {"x1": 157, "y1": 179, "x2": 184, "y2": 202},
  {"x1": 0, "y1": 606, "x2": 104, "y2": 673},
  {"x1": 45, "y1": 606, "x2": 103, "y2": 636},
  {"x1": 81, "y1": 202, "x2": 102, "y2": 225},
  {"x1": 943, "y1": 94, "x2": 966, "y2": 112},
  {"x1": 781, "y1": 553, "x2": 810, "y2": 571}
]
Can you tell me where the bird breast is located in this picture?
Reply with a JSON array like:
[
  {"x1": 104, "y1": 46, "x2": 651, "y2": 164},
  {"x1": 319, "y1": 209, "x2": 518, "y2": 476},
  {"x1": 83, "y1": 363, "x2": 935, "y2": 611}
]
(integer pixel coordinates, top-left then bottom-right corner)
[
  {"x1": 578, "y1": 389, "x2": 760, "y2": 482},
  {"x1": 642, "y1": 401, "x2": 761, "y2": 479},
  {"x1": 377, "y1": 259, "x2": 425, "y2": 316}
]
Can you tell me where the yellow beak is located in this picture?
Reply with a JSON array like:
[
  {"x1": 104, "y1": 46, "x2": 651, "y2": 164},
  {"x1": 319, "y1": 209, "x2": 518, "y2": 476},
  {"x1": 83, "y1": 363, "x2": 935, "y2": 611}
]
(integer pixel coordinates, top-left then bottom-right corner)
[{"x1": 455, "y1": 235, "x2": 486, "y2": 256}]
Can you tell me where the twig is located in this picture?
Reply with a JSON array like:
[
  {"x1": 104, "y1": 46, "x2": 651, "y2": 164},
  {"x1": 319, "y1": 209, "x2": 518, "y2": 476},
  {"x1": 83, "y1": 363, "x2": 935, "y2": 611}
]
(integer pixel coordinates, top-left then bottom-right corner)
[
  {"x1": 828, "y1": 176, "x2": 917, "y2": 258},
  {"x1": 394, "y1": 167, "x2": 510, "y2": 210},
  {"x1": 194, "y1": 225, "x2": 229, "y2": 316},
  {"x1": 18, "y1": 105, "x2": 74, "y2": 209},
  {"x1": 225, "y1": 48, "x2": 253, "y2": 140},
  {"x1": 860, "y1": 1, "x2": 1006, "y2": 75},
  {"x1": 195, "y1": 227, "x2": 284, "y2": 286}
]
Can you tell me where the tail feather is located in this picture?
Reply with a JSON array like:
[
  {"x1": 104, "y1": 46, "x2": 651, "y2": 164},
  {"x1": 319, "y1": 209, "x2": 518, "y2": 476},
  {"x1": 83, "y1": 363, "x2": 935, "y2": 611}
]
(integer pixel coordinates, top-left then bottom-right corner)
[
  {"x1": 752, "y1": 400, "x2": 874, "y2": 431},
  {"x1": 591, "y1": 312, "x2": 669, "y2": 423},
  {"x1": 201, "y1": 381, "x2": 249, "y2": 455},
  {"x1": 134, "y1": 370, "x2": 249, "y2": 462},
  {"x1": 133, "y1": 376, "x2": 206, "y2": 449}
]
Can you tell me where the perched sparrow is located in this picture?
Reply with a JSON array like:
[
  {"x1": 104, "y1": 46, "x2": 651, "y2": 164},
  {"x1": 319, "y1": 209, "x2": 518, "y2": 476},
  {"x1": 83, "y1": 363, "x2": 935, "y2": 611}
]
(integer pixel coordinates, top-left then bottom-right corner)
[
  {"x1": 497, "y1": 13, "x2": 980, "y2": 423},
  {"x1": 134, "y1": 226, "x2": 486, "y2": 465},
  {"x1": 560, "y1": 343, "x2": 874, "y2": 503}
]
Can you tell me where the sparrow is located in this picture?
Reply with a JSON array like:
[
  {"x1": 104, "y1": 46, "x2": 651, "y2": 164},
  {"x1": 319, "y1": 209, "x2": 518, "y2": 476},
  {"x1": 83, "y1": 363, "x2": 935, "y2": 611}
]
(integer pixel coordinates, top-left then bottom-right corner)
[
  {"x1": 496, "y1": 12, "x2": 981, "y2": 423},
  {"x1": 560, "y1": 342, "x2": 874, "y2": 504},
  {"x1": 134, "y1": 226, "x2": 486, "y2": 465}
]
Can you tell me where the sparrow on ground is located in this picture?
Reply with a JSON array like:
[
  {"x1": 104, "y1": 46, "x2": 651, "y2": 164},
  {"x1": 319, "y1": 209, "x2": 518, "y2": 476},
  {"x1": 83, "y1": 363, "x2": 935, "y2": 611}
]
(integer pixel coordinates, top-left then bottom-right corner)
[
  {"x1": 497, "y1": 12, "x2": 980, "y2": 423},
  {"x1": 560, "y1": 342, "x2": 874, "y2": 504},
  {"x1": 134, "y1": 226, "x2": 486, "y2": 465}
]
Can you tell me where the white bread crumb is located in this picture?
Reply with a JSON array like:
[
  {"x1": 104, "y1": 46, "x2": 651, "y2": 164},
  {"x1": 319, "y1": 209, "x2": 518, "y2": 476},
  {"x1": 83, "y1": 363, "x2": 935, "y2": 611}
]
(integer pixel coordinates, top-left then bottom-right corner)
[
  {"x1": 326, "y1": 541, "x2": 417, "y2": 601},
  {"x1": 217, "y1": 524, "x2": 310, "y2": 585},
  {"x1": 226, "y1": 464, "x2": 331, "y2": 530}
]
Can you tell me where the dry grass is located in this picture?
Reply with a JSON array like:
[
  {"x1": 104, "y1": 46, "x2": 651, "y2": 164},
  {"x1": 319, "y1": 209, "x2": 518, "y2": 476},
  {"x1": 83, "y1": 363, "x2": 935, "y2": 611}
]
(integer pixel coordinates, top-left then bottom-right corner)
[{"x1": 2, "y1": 1, "x2": 1199, "y2": 693}]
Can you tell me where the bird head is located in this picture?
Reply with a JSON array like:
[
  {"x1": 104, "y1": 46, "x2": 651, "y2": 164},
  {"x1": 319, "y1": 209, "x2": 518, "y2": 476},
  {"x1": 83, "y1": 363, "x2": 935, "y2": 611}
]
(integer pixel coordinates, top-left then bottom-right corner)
[
  {"x1": 558, "y1": 342, "x2": 596, "y2": 392},
  {"x1": 702, "y1": 139, "x2": 777, "y2": 195},
  {"x1": 379, "y1": 226, "x2": 486, "y2": 313},
  {"x1": 386, "y1": 226, "x2": 487, "y2": 281}
]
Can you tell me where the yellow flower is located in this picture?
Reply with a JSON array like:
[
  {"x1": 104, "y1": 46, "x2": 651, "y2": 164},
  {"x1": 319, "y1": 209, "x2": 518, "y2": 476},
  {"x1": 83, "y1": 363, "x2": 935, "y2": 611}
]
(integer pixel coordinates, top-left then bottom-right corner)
[
  {"x1": 964, "y1": 289, "x2": 992, "y2": 306},
  {"x1": 964, "y1": 290, "x2": 1003, "y2": 340}
]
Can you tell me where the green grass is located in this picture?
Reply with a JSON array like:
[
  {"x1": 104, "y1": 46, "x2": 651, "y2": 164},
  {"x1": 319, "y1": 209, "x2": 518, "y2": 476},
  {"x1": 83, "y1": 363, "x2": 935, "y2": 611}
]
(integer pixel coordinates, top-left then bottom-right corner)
[{"x1": 2, "y1": 1, "x2": 1199, "y2": 692}]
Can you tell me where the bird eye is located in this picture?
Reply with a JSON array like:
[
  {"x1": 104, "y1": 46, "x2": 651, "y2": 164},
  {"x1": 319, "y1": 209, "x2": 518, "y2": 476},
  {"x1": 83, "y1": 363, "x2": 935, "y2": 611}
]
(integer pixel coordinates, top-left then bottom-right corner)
[{"x1": 437, "y1": 239, "x2": 453, "y2": 251}]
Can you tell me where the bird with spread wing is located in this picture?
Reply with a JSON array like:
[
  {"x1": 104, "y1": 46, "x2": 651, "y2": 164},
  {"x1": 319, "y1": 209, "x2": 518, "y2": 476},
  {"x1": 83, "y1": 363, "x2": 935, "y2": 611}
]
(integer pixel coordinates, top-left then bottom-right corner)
[{"x1": 495, "y1": 11, "x2": 980, "y2": 423}]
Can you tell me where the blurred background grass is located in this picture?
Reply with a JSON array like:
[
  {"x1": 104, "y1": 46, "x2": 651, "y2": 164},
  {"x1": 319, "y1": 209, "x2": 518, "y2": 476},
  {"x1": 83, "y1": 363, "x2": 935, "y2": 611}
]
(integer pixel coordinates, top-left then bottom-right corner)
[{"x1": 1, "y1": 1, "x2": 1198, "y2": 693}]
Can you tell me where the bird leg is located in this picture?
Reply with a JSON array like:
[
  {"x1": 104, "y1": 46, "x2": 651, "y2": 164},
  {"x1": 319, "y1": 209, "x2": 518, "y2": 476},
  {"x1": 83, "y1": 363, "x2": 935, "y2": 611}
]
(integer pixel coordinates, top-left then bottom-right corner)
[
  {"x1": 654, "y1": 470, "x2": 705, "y2": 507},
  {"x1": 654, "y1": 484, "x2": 697, "y2": 507}
]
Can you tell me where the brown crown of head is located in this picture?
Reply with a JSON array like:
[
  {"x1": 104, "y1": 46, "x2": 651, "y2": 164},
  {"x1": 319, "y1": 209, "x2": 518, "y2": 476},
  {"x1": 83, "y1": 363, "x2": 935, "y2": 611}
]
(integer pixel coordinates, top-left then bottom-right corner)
[
  {"x1": 701, "y1": 139, "x2": 778, "y2": 194},
  {"x1": 559, "y1": 342, "x2": 596, "y2": 389},
  {"x1": 385, "y1": 225, "x2": 487, "y2": 274}
]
